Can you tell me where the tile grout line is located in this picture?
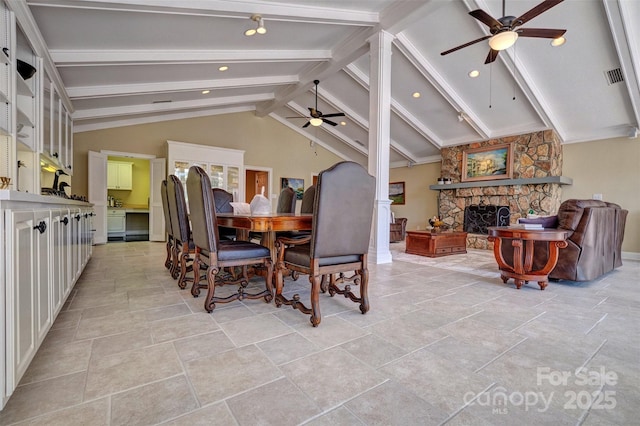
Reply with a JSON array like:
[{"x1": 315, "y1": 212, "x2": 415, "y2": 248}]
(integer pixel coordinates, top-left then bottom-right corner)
[
  {"x1": 509, "y1": 311, "x2": 547, "y2": 333},
  {"x1": 574, "y1": 339, "x2": 608, "y2": 376},
  {"x1": 473, "y1": 337, "x2": 529, "y2": 373},
  {"x1": 438, "y1": 382, "x2": 498, "y2": 425},
  {"x1": 574, "y1": 380, "x2": 607, "y2": 426},
  {"x1": 584, "y1": 313, "x2": 608, "y2": 335}
]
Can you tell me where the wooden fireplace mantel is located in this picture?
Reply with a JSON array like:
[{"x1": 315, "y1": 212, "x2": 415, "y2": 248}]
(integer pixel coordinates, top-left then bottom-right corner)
[{"x1": 428, "y1": 176, "x2": 572, "y2": 191}]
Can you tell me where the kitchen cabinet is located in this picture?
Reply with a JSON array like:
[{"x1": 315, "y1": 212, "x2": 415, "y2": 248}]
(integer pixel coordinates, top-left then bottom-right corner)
[
  {"x1": 1, "y1": 197, "x2": 94, "y2": 410},
  {"x1": 5, "y1": 210, "x2": 37, "y2": 392},
  {"x1": 107, "y1": 208, "x2": 126, "y2": 239},
  {"x1": 107, "y1": 161, "x2": 133, "y2": 190}
]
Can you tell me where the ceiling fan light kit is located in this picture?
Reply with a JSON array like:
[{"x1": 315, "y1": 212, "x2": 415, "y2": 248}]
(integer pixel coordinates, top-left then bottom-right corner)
[
  {"x1": 488, "y1": 31, "x2": 518, "y2": 51},
  {"x1": 287, "y1": 80, "x2": 345, "y2": 128},
  {"x1": 440, "y1": 0, "x2": 566, "y2": 64}
]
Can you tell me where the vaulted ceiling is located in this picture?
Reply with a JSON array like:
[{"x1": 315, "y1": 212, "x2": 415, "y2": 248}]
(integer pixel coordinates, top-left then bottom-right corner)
[{"x1": 16, "y1": 0, "x2": 640, "y2": 167}]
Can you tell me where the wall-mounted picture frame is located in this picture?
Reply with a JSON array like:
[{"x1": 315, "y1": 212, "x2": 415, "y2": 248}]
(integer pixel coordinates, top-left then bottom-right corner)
[
  {"x1": 389, "y1": 181, "x2": 405, "y2": 205},
  {"x1": 281, "y1": 177, "x2": 304, "y2": 200},
  {"x1": 461, "y1": 143, "x2": 513, "y2": 182}
]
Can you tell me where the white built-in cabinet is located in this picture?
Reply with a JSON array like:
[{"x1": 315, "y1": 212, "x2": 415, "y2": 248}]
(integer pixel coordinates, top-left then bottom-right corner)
[
  {"x1": 107, "y1": 161, "x2": 133, "y2": 190},
  {"x1": 1, "y1": 198, "x2": 94, "y2": 410},
  {"x1": 167, "y1": 140, "x2": 244, "y2": 202},
  {"x1": 0, "y1": 0, "x2": 74, "y2": 194}
]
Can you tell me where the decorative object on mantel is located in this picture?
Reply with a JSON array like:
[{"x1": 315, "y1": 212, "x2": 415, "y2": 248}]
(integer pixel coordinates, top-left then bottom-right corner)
[
  {"x1": 0, "y1": 176, "x2": 10, "y2": 189},
  {"x1": 437, "y1": 177, "x2": 445, "y2": 185},
  {"x1": 444, "y1": 177, "x2": 452, "y2": 184},
  {"x1": 461, "y1": 143, "x2": 513, "y2": 182}
]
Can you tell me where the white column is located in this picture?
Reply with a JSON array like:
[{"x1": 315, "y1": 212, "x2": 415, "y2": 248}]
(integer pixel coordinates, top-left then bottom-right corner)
[{"x1": 367, "y1": 30, "x2": 394, "y2": 264}]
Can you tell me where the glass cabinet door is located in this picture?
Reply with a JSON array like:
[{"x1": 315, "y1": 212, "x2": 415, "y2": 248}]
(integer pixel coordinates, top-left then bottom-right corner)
[
  {"x1": 209, "y1": 165, "x2": 224, "y2": 189},
  {"x1": 227, "y1": 166, "x2": 239, "y2": 198}
]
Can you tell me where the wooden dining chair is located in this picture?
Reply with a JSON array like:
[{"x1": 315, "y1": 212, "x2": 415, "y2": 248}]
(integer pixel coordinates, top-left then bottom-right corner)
[
  {"x1": 186, "y1": 165, "x2": 273, "y2": 312},
  {"x1": 160, "y1": 180, "x2": 175, "y2": 273},
  {"x1": 274, "y1": 161, "x2": 375, "y2": 327},
  {"x1": 167, "y1": 175, "x2": 197, "y2": 288}
]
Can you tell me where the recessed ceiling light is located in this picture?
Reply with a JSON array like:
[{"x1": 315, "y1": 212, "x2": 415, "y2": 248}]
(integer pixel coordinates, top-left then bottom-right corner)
[
  {"x1": 202, "y1": 90, "x2": 210, "y2": 94},
  {"x1": 340, "y1": 121, "x2": 346, "y2": 126},
  {"x1": 551, "y1": 36, "x2": 566, "y2": 47},
  {"x1": 412, "y1": 92, "x2": 421, "y2": 98},
  {"x1": 468, "y1": 70, "x2": 480, "y2": 78},
  {"x1": 218, "y1": 66, "x2": 228, "y2": 71}
]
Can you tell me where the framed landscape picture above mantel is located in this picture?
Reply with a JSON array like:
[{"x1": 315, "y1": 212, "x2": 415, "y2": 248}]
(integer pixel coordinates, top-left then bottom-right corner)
[
  {"x1": 461, "y1": 143, "x2": 513, "y2": 182},
  {"x1": 389, "y1": 181, "x2": 405, "y2": 205}
]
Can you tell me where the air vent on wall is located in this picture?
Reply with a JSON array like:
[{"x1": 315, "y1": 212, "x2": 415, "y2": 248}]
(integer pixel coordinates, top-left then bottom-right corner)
[
  {"x1": 152, "y1": 99, "x2": 172, "y2": 104},
  {"x1": 604, "y1": 68, "x2": 624, "y2": 85}
]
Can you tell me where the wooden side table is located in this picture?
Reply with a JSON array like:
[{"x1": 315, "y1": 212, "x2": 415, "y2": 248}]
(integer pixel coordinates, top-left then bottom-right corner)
[
  {"x1": 487, "y1": 227, "x2": 569, "y2": 290},
  {"x1": 405, "y1": 230, "x2": 467, "y2": 258}
]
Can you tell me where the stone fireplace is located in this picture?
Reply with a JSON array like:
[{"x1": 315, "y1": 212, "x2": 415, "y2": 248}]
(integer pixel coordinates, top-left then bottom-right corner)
[{"x1": 435, "y1": 130, "x2": 569, "y2": 249}]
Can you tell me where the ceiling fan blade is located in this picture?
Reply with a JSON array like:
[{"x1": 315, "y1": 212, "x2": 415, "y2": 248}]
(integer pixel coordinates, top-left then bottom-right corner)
[
  {"x1": 485, "y1": 49, "x2": 500, "y2": 64},
  {"x1": 517, "y1": 28, "x2": 566, "y2": 39},
  {"x1": 512, "y1": 0, "x2": 563, "y2": 28},
  {"x1": 321, "y1": 112, "x2": 345, "y2": 118},
  {"x1": 441, "y1": 35, "x2": 491, "y2": 56},
  {"x1": 469, "y1": 9, "x2": 501, "y2": 30},
  {"x1": 322, "y1": 118, "x2": 338, "y2": 126},
  {"x1": 302, "y1": 121, "x2": 311, "y2": 128}
]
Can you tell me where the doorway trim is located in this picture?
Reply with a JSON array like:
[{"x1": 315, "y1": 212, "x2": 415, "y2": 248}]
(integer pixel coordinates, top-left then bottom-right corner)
[{"x1": 245, "y1": 165, "x2": 273, "y2": 204}]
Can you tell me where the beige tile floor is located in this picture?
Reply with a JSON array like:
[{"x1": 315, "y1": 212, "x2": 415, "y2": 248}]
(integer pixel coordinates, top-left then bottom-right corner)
[{"x1": 1, "y1": 241, "x2": 638, "y2": 425}]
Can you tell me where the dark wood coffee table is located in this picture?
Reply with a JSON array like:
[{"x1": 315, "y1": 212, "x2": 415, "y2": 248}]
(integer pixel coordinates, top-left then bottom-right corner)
[
  {"x1": 405, "y1": 230, "x2": 467, "y2": 257},
  {"x1": 487, "y1": 226, "x2": 569, "y2": 290}
]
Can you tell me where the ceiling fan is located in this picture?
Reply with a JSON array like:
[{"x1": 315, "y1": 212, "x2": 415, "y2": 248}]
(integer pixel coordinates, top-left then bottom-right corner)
[
  {"x1": 440, "y1": 0, "x2": 566, "y2": 64},
  {"x1": 288, "y1": 80, "x2": 345, "y2": 128}
]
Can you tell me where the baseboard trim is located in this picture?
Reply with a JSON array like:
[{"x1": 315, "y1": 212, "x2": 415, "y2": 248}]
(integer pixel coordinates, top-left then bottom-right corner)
[{"x1": 622, "y1": 251, "x2": 640, "y2": 261}]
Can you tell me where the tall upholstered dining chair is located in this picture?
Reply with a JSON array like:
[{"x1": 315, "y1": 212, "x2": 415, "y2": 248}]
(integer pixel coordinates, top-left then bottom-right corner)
[
  {"x1": 186, "y1": 165, "x2": 273, "y2": 312},
  {"x1": 274, "y1": 161, "x2": 375, "y2": 327},
  {"x1": 300, "y1": 185, "x2": 316, "y2": 214},
  {"x1": 167, "y1": 175, "x2": 197, "y2": 289},
  {"x1": 212, "y1": 188, "x2": 236, "y2": 241},
  {"x1": 160, "y1": 180, "x2": 175, "y2": 273},
  {"x1": 277, "y1": 186, "x2": 297, "y2": 213}
]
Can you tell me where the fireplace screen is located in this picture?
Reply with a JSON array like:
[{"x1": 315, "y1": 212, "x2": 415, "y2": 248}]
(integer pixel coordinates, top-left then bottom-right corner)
[{"x1": 464, "y1": 204, "x2": 510, "y2": 234}]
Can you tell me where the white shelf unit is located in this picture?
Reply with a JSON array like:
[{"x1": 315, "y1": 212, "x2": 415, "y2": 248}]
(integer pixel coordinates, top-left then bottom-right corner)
[{"x1": 167, "y1": 140, "x2": 244, "y2": 204}]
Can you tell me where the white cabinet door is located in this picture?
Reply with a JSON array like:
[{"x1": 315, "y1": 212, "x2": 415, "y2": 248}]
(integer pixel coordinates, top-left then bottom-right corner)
[
  {"x1": 107, "y1": 210, "x2": 126, "y2": 233},
  {"x1": 50, "y1": 210, "x2": 64, "y2": 317},
  {"x1": 6, "y1": 210, "x2": 36, "y2": 392},
  {"x1": 69, "y1": 208, "x2": 81, "y2": 285},
  {"x1": 61, "y1": 209, "x2": 73, "y2": 298},
  {"x1": 33, "y1": 210, "x2": 52, "y2": 344},
  {"x1": 107, "y1": 161, "x2": 133, "y2": 190}
]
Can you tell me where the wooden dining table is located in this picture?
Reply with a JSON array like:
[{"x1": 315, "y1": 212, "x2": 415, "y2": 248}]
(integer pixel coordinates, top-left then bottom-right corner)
[{"x1": 216, "y1": 213, "x2": 313, "y2": 260}]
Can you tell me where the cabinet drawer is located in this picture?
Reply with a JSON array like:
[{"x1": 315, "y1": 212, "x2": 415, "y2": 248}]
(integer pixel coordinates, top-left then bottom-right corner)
[
  {"x1": 435, "y1": 247, "x2": 452, "y2": 254},
  {"x1": 451, "y1": 246, "x2": 467, "y2": 253}
]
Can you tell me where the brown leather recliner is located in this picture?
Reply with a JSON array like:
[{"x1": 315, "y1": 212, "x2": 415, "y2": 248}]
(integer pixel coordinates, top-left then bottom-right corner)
[
  {"x1": 501, "y1": 199, "x2": 628, "y2": 281},
  {"x1": 390, "y1": 217, "x2": 407, "y2": 242}
]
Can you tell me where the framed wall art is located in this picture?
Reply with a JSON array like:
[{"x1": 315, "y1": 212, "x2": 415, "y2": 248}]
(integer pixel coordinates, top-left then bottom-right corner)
[
  {"x1": 461, "y1": 143, "x2": 513, "y2": 182},
  {"x1": 281, "y1": 177, "x2": 304, "y2": 200},
  {"x1": 389, "y1": 181, "x2": 405, "y2": 205}
]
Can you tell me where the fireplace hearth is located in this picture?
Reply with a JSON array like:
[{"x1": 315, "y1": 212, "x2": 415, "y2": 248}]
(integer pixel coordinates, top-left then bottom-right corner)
[{"x1": 463, "y1": 204, "x2": 510, "y2": 235}]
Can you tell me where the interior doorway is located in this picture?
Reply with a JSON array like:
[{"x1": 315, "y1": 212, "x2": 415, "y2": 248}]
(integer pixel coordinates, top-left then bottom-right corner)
[
  {"x1": 245, "y1": 166, "x2": 272, "y2": 203},
  {"x1": 88, "y1": 150, "x2": 165, "y2": 244}
]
